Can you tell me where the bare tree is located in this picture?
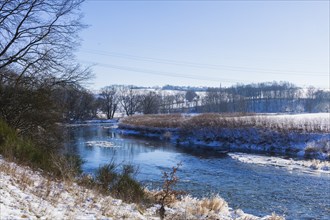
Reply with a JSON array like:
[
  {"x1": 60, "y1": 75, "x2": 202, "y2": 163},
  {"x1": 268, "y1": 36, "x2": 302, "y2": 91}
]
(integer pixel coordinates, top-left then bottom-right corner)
[
  {"x1": 305, "y1": 86, "x2": 316, "y2": 113},
  {"x1": 99, "y1": 86, "x2": 119, "y2": 119},
  {"x1": 185, "y1": 90, "x2": 197, "y2": 102},
  {"x1": 52, "y1": 84, "x2": 98, "y2": 122},
  {"x1": 0, "y1": 0, "x2": 89, "y2": 85},
  {"x1": 0, "y1": 0, "x2": 91, "y2": 133},
  {"x1": 119, "y1": 86, "x2": 141, "y2": 116},
  {"x1": 140, "y1": 91, "x2": 160, "y2": 114},
  {"x1": 159, "y1": 92, "x2": 175, "y2": 113},
  {"x1": 174, "y1": 93, "x2": 185, "y2": 110}
]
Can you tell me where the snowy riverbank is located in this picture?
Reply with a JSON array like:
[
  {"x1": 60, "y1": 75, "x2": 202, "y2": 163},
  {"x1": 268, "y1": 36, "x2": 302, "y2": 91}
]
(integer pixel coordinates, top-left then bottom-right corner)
[
  {"x1": 0, "y1": 157, "x2": 283, "y2": 220},
  {"x1": 118, "y1": 113, "x2": 330, "y2": 160}
]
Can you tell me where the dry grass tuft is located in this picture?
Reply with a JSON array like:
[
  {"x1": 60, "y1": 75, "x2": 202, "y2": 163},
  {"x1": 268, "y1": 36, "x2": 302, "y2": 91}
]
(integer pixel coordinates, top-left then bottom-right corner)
[
  {"x1": 167, "y1": 195, "x2": 230, "y2": 219},
  {"x1": 198, "y1": 196, "x2": 229, "y2": 215}
]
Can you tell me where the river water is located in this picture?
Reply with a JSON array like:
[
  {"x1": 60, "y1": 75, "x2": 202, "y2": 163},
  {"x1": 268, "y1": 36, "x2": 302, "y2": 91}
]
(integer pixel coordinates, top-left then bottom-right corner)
[{"x1": 66, "y1": 123, "x2": 330, "y2": 220}]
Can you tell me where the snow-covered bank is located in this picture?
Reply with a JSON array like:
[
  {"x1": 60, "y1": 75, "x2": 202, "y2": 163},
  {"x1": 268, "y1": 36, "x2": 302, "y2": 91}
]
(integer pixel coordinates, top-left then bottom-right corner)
[
  {"x1": 0, "y1": 157, "x2": 282, "y2": 220},
  {"x1": 118, "y1": 113, "x2": 330, "y2": 160},
  {"x1": 229, "y1": 153, "x2": 330, "y2": 175},
  {"x1": 118, "y1": 126, "x2": 329, "y2": 160},
  {"x1": 0, "y1": 158, "x2": 146, "y2": 220},
  {"x1": 180, "y1": 128, "x2": 329, "y2": 160}
]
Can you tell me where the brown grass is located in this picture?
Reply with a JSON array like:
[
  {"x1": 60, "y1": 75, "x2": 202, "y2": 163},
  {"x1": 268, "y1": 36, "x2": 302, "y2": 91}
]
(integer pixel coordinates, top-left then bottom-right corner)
[
  {"x1": 267, "y1": 212, "x2": 285, "y2": 220},
  {"x1": 167, "y1": 195, "x2": 230, "y2": 219},
  {"x1": 119, "y1": 113, "x2": 330, "y2": 133},
  {"x1": 120, "y1": 114, "x2": 186, "y2": 129}
]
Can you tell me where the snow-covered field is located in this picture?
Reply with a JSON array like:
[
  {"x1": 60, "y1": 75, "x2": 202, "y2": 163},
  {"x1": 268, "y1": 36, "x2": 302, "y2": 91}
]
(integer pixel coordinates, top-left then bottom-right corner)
[
  {"x1": 253, "y1": 113, "x2": 329, "y2": 131},
  {"x1": 0, "y1": 157, "x2": 283, "y2": 220}
]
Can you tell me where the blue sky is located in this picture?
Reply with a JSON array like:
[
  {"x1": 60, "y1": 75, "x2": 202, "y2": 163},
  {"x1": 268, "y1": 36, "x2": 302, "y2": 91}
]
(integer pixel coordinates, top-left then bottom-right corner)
[{"x1": 77, "y1": 0, "x2": 329, "y2": 89}]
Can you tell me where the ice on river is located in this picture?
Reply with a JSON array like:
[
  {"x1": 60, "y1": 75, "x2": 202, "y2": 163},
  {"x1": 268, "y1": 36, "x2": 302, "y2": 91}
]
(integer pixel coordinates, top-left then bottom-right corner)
[
  {"x1": 85, "y1": 141, "x2": 119, "y2": 148},
  {"x1": 229, "y1": 152, "x2": 330, "y2": 174}
]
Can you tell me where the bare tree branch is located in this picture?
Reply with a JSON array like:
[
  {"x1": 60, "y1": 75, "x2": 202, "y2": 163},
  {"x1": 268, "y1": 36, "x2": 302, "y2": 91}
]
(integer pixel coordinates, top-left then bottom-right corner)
[{"x1": 0, "y1": 0, "x2": 88, "y2": 84}]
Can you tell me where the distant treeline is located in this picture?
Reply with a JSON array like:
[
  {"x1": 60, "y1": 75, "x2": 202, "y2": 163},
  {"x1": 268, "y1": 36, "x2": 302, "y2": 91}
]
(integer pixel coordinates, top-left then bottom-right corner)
[
  {"x1": 29, "y1": 81, "x2": 327, "y2": 122},
  {"x1": 1, "y1": 70, "x2": 329, "y2": 126},
  {"x1": 199, "y1": 82, "x2": 329, "y2": 113}
]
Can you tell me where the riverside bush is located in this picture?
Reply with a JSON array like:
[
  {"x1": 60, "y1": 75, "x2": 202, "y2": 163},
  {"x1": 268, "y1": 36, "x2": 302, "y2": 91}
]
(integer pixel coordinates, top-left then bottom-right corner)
[
  {"x1": 0, "y1": 119, "x2": 51, "y2": 169},
  {"x1": 95, "y1": 162, "x2": 145, "y2": 204},
  {"x1": 0, "y1": 119, "x2": 82, "y2": 179}
]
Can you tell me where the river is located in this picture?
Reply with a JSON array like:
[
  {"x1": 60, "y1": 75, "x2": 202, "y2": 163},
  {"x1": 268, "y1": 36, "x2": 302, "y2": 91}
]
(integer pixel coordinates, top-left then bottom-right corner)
[{"x1": 66, "y1": 123, "x2": 330, "y2": 220}]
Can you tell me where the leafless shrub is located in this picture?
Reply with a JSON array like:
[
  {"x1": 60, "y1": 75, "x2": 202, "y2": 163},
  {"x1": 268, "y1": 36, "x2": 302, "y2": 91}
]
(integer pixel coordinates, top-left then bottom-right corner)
[
  {"x1": 51, "y1": 153, "x2": 83, "y2": 181},
  {"x1": 155, "y1": 162, "x2": 184, "y2": 219}
]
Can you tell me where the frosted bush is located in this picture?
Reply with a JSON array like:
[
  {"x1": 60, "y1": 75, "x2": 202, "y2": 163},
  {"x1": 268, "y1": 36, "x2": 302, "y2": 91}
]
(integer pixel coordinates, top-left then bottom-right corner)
[{"x1": 169, "y1": 195, "x2": 229, "y2": 219}]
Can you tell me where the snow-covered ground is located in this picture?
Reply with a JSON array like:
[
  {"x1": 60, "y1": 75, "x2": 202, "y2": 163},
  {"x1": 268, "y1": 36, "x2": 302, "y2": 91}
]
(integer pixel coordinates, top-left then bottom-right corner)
[
  {"x1": 0, "y1": 158, "x2": 147, "y2": 220},
  {"x1": 254, "y1": 113, "x2": 329, "y2": 131},
  {"x1": 0, "y1": 157, "x2": 283, "y2": 220},
  {"x1": 229, "y1": 153, "x2": 330, "y2": 175}
]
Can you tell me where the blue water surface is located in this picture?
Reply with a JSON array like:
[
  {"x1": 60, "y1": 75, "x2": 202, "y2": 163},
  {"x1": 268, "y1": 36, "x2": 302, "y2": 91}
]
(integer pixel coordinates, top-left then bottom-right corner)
[{"x1": 66, "y1": 123, "x2": 330, "y2": 220}]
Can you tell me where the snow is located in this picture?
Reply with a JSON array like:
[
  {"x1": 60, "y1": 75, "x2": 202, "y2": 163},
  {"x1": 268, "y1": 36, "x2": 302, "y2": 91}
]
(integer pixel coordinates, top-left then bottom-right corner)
[
  {"x1": 269, "y1": 113, "x2": 329, "y2": 119},
  {"x1": 120, "y1": 125, "x2": 329, "y2": 160},
  {"x1": 261, "y1": 113, "x2": 329, "y2": 128},
  {"x1": 85, "y1": 141, "x2": 119, "y2": 148},
  {"x1": 0, "y1": 158, "x2": 146, "y2": 220},
  {"x1": 0, "y1": 157, "x2": 282, "y2": 220},
  {"x1": 119, "y1": 113, "x2": 329, "y2": 160},
  {"x1": 229, "y1": 152, "x2": 330, "y2": 174}
]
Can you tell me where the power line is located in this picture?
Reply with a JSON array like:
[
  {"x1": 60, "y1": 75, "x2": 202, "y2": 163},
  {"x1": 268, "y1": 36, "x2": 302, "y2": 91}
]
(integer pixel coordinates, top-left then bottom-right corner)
[
  {"x1": 79, "y1": 60, "x2": 253, "y2": 83},
  {"x1": 79, "y1": 60, "x2": 329, "y2": 90},
  {"x1": 80, "y1": 48, "x2": 329, "y2": 77}
]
